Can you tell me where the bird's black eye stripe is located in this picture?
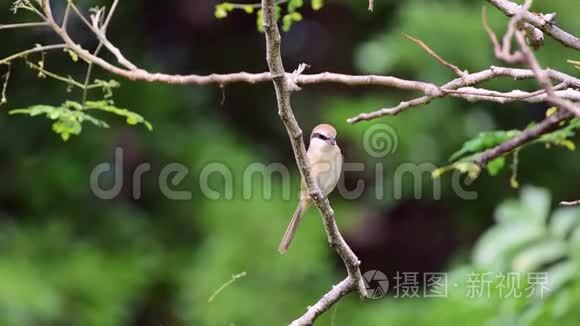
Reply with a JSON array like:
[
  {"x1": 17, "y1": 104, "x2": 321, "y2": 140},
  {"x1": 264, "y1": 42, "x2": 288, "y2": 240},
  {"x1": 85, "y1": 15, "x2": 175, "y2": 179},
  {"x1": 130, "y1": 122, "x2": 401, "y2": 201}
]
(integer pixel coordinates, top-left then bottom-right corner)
[{"x1": 312, "y1": 132, "x2": 328, "y2": 141}]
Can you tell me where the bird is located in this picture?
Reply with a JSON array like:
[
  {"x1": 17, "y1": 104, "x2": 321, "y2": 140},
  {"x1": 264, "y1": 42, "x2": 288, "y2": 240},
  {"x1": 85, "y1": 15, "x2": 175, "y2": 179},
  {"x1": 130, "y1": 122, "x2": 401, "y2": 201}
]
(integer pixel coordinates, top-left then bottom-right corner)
[{"x1": 278, "y1": 124, "x2": 343, "y2": 254}]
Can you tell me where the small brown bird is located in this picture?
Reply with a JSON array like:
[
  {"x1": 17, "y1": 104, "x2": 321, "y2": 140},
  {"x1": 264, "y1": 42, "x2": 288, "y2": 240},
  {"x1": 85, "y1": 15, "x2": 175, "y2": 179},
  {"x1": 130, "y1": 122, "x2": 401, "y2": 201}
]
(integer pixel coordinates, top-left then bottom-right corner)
[{"x1": 278, "y1": 124, "x2": 343, "y2": 254}]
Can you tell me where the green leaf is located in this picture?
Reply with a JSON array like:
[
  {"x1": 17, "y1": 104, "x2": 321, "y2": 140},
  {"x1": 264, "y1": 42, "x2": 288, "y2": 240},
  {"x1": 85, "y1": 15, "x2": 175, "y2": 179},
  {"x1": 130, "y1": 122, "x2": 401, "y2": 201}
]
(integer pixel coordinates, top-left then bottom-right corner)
[
  {"x1": 215, "y1": 3, "x2": 234, "y2": 19},
  {"x1": 243, "y1": 5, "x2": 254, "y2": 14},
  {"x1": 538, "y1": 261, "x2": 577, "y2": 296},
  {"x1": 511, "y1": 239, "x2": 567, "y2": 272},
  {"x1": 549, "y1": 208, "x2": 580, "y2": 239},
  {"x1": 521, "y1": 186, "x2": 551, "y2": 224},
  {"x1": 282, "y1": 14, "x2": 293, "y2": 32},
  {"x1": 487, "y1": 156, "x2": 505, "y2": 176},
  {"x1": 84, "y1": 101, "x2": 153, "y2": 131},
  {"x1": 473, "y1": 222, "x2": 545, "y2": 268},
  {"x1": 288, "y1": 0, "x2": 304, "y2": 13},
  {"x1": 538, "y1": 118, "x2": 580, "y2": 148},
  {"x1": 8, "y1": 100, "x2": 146, "y2": 141},
  {"x1": 510, "y1": 149, "x2": 520, "y2": 189},
  {"x1": 432, "y1": 161, "x2": 481, "y2": 180},
  {"x1": 65, "y1": 49, "x2": 78, "y2": 62},
  {"x1": 282, "y1": 12, "x2": 303, "y2": 32},
  {"x1": 495, "y1": 199, "x2": 528, "y2": 224},
  {"x1": 94, "y1": 79, "x2": 120, "y2": 99},
  {"x1": 449, "y1": 130, "x2": 520, "y2": 162},
  {"x1": 312, "y1": 0, "x2": 324, "y2": 11},
  {"x1": 256, "y1": 9, "x2": 264, "y2": 32}
]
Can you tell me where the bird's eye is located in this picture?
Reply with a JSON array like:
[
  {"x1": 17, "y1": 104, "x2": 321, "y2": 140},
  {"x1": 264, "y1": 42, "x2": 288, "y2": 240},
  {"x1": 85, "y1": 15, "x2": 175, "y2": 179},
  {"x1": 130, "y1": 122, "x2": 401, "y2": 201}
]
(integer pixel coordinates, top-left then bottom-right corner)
[{"x1": 312, "y1": 132, "x2": 328, "y2": 141}]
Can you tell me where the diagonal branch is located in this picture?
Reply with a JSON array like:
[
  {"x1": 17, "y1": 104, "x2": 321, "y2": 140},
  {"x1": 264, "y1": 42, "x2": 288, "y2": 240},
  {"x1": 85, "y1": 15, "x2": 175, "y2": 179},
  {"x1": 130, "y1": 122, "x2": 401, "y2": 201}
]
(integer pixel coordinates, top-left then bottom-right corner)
[
  {"x1": 403, "y1": 33, "x2": 466, "y2": 77},
  {"x1": 260, "y1": 0, "x2": 367, "y2": 325},
  {"x1": 475, "y1": 110, "x2": 573, "y2": 167}
]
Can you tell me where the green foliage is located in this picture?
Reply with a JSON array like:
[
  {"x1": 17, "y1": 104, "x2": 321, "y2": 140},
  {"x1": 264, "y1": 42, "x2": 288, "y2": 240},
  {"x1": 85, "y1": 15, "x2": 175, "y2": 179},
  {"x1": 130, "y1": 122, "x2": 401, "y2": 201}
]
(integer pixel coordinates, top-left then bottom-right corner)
[
  {"x1": 435, "y1": 114, "x2": 580, "y2": 182},
  {"x1": 311, "y1": 0, "x2": 324, "y2": 11},
  {"x1": 287, "y1": 0, "x2": 304, "y2": 13},
  {"x1": 214, "y1": 2, "x2": 235, "y2": 19},
  {"x1": 468, "y1": 186, "x2": 580, "y2": 323},
  {"x1": 11, "y1": 0, "x2": 35, "y2": 14},
  {"x1": 9, "y1": 100, "x2": 151, "y2": 141},
  {"x1": 214, "y1": 0, "x2": 324, "y2": 32},
  {"x1": 449, "y1": 130, "x2": 520, "y2": 162},
  {"x1": 282, "y1": 12, "x2": 302, "y2": 32},
  {"x1": 487, "y1": 156, "x2": 506, "y2": 176}
]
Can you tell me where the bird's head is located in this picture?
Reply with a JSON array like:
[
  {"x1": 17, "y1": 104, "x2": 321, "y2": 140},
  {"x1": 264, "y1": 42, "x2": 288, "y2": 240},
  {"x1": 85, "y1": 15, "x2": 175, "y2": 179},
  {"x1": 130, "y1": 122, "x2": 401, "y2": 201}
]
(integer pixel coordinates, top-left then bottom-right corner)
[{"x1": 311, "y1": 124, "x2": 337, "y2": 146}]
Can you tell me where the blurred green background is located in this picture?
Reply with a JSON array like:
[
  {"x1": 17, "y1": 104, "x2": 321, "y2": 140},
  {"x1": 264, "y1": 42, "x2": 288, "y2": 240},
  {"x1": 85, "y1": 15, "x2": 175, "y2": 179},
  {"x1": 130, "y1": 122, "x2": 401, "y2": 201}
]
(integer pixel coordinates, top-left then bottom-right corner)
[{"x1": 1, "y1": 0, "x2": 580, "y2": 325}]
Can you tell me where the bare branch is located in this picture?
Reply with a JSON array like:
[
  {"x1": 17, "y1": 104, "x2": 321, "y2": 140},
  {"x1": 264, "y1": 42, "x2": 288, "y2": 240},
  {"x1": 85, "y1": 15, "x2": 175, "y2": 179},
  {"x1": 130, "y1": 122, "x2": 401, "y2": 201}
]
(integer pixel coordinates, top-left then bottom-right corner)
[
  {"x1": 560, "y1": 200, "x2": 580, "y2": 207},
  {"x1": 515, "y1": 30, "x2": 580, "y2": 117},
  {"x1": 1, "y1": 63, "x2": 10, "y2": 105},
  {"x1": 0, "y1": 44, "x2": 67, "y2": 65},
  {"x1": 482, "y1": 0, "x2": 531, "y2": 64},
  {"x1": 347, "y1": 66, "x2": 580, "y2": 123},
  {"x1": 61, "y1": 1, "x2": 72, "y2": 30},
  {"x1": 64, "y1": 0, "x2": 137, "y2": 70},
  {"x1": 403, "y1": 33, "x2": 466, "y2": 77},
  {"x1": 290, "y1": 278, "x2": 353, "y2": 326},
  {"x1": 368, "y1": 0, "x2": 374, "y2": 12},
  {"x1": 487, "y1": 0, "x2": 580, "y2": 50},
  {"x1": 80, "y1": 0, "x2": 120, "y2": 106},
  {"x1": 0, "y1": 21, "x2": 48, "y2": 30},
  {"x1": 260, "y1": 0, "x2": 367, "y2": 324},
  {"x1": 445, "y1": 85, "x2": 580, "y2": 104}
]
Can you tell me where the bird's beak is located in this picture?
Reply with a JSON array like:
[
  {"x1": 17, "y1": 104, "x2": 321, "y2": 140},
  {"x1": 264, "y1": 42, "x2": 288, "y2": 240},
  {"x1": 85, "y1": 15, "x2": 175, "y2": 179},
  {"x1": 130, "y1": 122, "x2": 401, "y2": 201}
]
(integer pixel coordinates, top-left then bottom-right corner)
[{"x1": 329, "y1": 137, "x2": 336, "y2": 145}]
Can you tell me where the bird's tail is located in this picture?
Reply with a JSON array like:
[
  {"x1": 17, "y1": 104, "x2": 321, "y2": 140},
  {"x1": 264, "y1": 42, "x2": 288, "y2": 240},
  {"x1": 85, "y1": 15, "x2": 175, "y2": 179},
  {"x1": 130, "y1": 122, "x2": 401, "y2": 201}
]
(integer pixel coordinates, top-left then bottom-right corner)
[{"x1": 278, "y1": 201, "x2": 307, "y2": 254}]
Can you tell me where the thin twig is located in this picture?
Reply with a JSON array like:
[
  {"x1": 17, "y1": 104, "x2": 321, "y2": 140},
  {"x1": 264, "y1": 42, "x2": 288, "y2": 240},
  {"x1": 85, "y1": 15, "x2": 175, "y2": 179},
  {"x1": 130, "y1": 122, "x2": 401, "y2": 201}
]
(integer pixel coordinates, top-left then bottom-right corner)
[
  {"x1": 560, "y1": 200, "x2": 580, "y2": 207},
  {"x1": 65, "y1": 0, "x2": 138, "y2": 70},
  {"x1": 0, "y1": 21, "x2": 48, "y2": 30},
  {"x1": 26, "y1": 60, "x2": 98, "y2": 90},
  {"x1": 81, "y1": 0, "x2": 121, "y2": 106},
  {"x1": 444, "y1": 83, "x2": 580, "y2": 103},
  {"x1": 1, "y1": 63, "x2": 11, "y2": 105},
  {"x1": 61, "y1": 0, "x2": 72, "y2": 30},
  {"x1": 0, "y1": 44, "x2": 68, "y2": 65},
  {"x1": 207, "y1": 272, "x2": 247, "y2": 303},
  {"x1": 403, "y1": 33, "x2": 466, "y2": 77}
]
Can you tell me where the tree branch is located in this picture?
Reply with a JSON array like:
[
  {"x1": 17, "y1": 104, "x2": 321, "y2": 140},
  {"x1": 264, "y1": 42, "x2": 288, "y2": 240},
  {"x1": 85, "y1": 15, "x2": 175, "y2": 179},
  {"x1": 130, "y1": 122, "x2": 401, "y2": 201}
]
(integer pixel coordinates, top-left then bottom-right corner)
[
  {"x1": 0, "y1": 44, "x2": 67, "y2": 65},
  {"x1": 515, "y1": 30, "x2": 580, "y2": 117},
  {"x1": 475, "y1": 110, "x2": 573, "y2": 167},
  {"x1": 0, "y1": 21, "x2": 48, "y2": 30},
  {"x1": 403, "y1": 33, "x2": 466, "y2": 77},
  {"x1": 487, "y1": 0, "x2": 580, "y2": 50},
  {"x1": 347, "y1": 66, "x2": 580, "y2": 123},
  {"x1": 3, "y1": 1, "x2": 573, "y2": 129},
  {"x1": 260, "y1": 0, "x2": 367, "y2": 325},
  {"x1": 560, "y1": 200, "x2": 580, "y2": 207}
]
